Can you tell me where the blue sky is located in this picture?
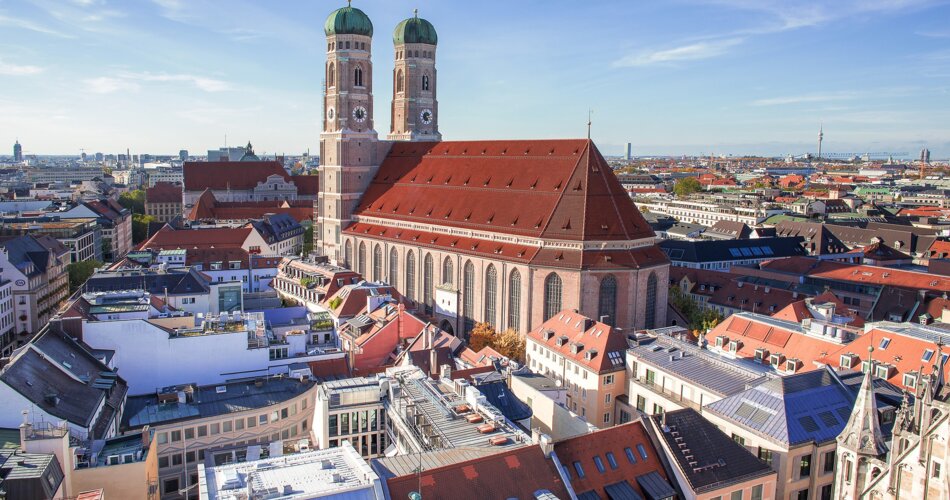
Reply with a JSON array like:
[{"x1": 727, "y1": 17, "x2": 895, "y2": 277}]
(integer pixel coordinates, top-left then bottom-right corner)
[{"x1": 2, "y1": 0, "x2": 949, "y2": 157}]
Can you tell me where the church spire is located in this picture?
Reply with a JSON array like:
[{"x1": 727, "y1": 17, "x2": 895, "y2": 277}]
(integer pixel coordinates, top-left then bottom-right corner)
[{"x1": 842, "y1": 346, "x2": 888, "y2": 457}]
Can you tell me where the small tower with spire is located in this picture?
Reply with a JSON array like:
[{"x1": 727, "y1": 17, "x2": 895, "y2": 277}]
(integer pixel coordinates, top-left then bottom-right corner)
[{"x1": 835, "y1": 346, "x2": 888, "y2": 499}]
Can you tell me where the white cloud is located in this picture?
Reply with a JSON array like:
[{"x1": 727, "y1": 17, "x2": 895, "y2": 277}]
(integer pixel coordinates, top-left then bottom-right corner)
[
  {"x1": 119, "y1": 72, "x2": 233, "y2": 92},
  {"x1": 0, "y1": 61, "x2": 44, "y2": 76},
  {"x1": 0, "y1": 13, "x2": 73, "y2": 38},
  {"x1": 613, "y1": 38, "x2": 743, "y2": 67},
  {"x1": 751, "y1": 92, "x2": 860, "y2": 106},
  {"x1": 83, "y1": 77, "x2": 139, "y2": 94}
]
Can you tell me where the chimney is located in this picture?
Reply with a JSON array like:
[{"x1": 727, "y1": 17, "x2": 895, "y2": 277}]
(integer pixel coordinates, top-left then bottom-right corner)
[
  {"x1": 18, "y1": 410, "x2": 32, "y2": 446},
  {"x1": 430, "y1": 348, "x2": 439, "y2": 378},
  {"x1": 440, "y1": 364, "x2": 452, "y2": 381},
  {"x1": 539, "y1": 433, "x2": 554, "y2": 458}
]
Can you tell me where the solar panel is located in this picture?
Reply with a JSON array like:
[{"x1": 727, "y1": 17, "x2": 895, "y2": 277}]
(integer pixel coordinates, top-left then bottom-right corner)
[
  {"x1": 750, "y1": 247, "x2": 763, "y2": 256},
  {"x1": 729, "y1": 248, "x2": 742, "y2": 257},
  {"x1": 740, "y1": 247, "x2": 753, "y2": 257},
  {"x1": 798, "y1": 416, "x2": 820, "y2": 433},
  {"x1": 818, "y1": 411, "x2": 839, "y2": 427},
  {"x1": 761, "y1": 246, "x2": 774, "y2": 256}
]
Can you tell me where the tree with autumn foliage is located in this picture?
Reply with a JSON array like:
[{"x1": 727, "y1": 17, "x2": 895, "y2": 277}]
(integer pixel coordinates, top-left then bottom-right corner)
[
  {"x1": 468, "y1": 322, "x2": 495, "y2": 352},
  {"x1": 465, "y1": 323, "x2": 526, "y2": 363}
]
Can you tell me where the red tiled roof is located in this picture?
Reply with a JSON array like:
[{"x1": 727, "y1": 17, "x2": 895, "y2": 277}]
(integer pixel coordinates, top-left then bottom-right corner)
[
  {"x1": 139, "y1": 225, "x2": 252, "y2": 250},
  {"x1": 385, "y1": 445, "x2": 570, "y2": 500},
  {"x1": 553, "y1": 422, "x2": 670, "y2": 499},
  {"x1": 307, "y1": 357, "x2": 350, "y2": 379},
  {"x1": 526, "y1": 309, "x2": 627, "y2": 373},
  {"x1": 290, "y1": 175, "x2": 320, "y2": 196},
  {"x1": 705, "y1": 313, "x2": 840, "y2": 373},
  {"x1": 928, "y1": 240, "x2": 950, "y2": 260},
  {"x1": 818, "y1": 328, "x2": 950, "y2": 389},
  {"x1": 353, "y1": 140, "x2": 655, "y2": 242},
  {"x1": 188, "y1": 188, "x2": 313, "y2": 222},
  {"x1": 345, "y1": 222, "x2": 667, "y2": 270},
  {"x1": 146, "y1": 182, "x2": 183, "y2": 204},
  {"x1": 183, "y1": 160, "x2": 288, "y2": 191}
]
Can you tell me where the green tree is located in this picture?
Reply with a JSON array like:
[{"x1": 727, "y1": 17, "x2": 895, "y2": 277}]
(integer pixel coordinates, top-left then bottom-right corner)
[
  {"x1": 118, "y1": 189, "x2": 146, "y2": 213},
  {"x1": 132, "y1": 213, "x2": 157, "y2": 244},
  {"x1": 302, "y1": 224, "x2": 314, "y2": 255},
  {"x1": 68, "y1": 260, "x2": 103, "y2": 293},
  {"x1": 673, "y1": 177, "x2": 702, "y2": 197},
  {"x1": 669, "y1": 286, "x2": 723, "y2": 334}
]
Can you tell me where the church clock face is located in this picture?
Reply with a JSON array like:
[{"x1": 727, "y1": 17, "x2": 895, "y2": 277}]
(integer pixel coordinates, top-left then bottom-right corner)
[
  {"x1": 420, "y1": 109, "x2": 433, "y2": 125},
  {"x1": 326, "y1": 107, "x2": 335, "y2": 121},
  {"x1": 352, "y1": 106, "x2": 367, "y2": 123}
]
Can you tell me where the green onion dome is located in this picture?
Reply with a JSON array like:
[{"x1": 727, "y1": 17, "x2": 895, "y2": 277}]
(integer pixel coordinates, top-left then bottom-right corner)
[
  {"x1": 393, "y1": 12, "x2": 437, "y2": 45},
  {"x1": 324, "y1": 3, "x2": 373, "y2": 37}
]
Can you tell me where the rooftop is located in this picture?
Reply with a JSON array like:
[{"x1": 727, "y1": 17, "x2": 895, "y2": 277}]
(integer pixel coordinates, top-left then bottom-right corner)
[
  {"x1": 655, "y1": 409, "x2": 774, "y2": 493},
  {"x1": 123, "y1": 376, "x2": 315, "y2": 429},
  {"x1": 628, "y1": 335, "x2": 771, "y2": 398},
  {"x1": 199, "y1": 442, "x2": 383, "y2": 500}
]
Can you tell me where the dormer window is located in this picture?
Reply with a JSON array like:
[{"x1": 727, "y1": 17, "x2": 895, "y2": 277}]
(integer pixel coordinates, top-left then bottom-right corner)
[
  {"x1": 769, "y1": 353, "x2": 785, "y2": 367},
  {"x1": 754, "y1": 348, "x2": 769, "y2": 362},
  {"x1": 785, "y1": 358, "x2": 800, "y2": 373},
  {"x1": 572, "y1": 343, "x2": 585, "y2": 355},
  {"x1": 839, "y1": 353, "x2": 859, "y2": 370},
  {"x1": 728, "y1": 340, "x2": 741, "y2": 353},
  {"x1": 584, "y1": 349, "x2": 598, "y2": 361},
  {"x1": 903, "y1": 372, "x2": 918, "y2": 389},
  {"x1": 556, "y1": 336, "x2": 569, "y2": 347},
  {"x1": 715, "y1": 336, "x2": 728, "y2": 348},
  {"x1": 543, "y1": 329, "x2": 555, "y2": 341},
  {"x1": 874, "y1": 364, "x2": 892, "y2": 380}
]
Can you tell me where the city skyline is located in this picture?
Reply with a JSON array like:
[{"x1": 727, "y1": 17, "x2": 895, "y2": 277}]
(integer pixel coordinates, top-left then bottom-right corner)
[{"x1": 2, "y1": 0, "x2": 949, "y2": 157}]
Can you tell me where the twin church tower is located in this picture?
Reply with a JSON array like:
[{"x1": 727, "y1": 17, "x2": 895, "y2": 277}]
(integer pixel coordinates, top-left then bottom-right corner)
[{"x1": 318, "y1": 3, "x2": 441, "y2": 263}]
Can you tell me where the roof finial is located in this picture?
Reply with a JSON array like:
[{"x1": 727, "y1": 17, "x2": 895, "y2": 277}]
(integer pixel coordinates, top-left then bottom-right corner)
[
  {"x1": 587, "y1": 109, "x2": 592, "y2": 140},
  {"x1": 348, "y1": 0, "x2": 352, "y2": 6},
  {"x1": 414, "y1": 8, "x2": 418, "y2": 18}
]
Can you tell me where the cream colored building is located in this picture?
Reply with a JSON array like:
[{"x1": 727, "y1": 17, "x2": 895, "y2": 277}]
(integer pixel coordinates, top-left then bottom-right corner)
[{"x1": 121, "y1": 377, "x2": 318, "y2": 500}]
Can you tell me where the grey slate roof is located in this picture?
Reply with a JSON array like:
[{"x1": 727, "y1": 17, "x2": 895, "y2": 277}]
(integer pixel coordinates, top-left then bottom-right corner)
[
  {"x1": 83, "y1": 267, "x2": 210, "y2": 295},
  {"x1": 0, "y1": 449, "x2": 65, "y2": 500},
  {"x1": 123, "y1": 377, "x2": 315, "y2": 430},
  {"x1": 472, "y1": 380, "x2": 532, "y2": 422},
  {"x1": 704, "y1": 367, "x2": 901, "y2": 447},
  {"x1": 0, "y1": 327, "x2": 127, "y2": 438},
  {"x1": 654, "y1": 409, "x2": 773, "y2": 493},
  {"x1": 628, "y1": 336, "x2": 771, "y2": 398},
  {"x1": 659, "y1": 237, "x2": 806, "y2": 264}
]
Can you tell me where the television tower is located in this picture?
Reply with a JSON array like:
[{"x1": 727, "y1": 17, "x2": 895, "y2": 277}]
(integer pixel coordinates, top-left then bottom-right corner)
[{"x1": 817, "y1": 124, "x2": 823, "y2": 160}]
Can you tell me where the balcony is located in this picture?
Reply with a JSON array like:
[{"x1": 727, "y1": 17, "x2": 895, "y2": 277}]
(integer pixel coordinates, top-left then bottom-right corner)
[{"x1": 632, "y1": 377, "x2": 702, "y2": 411}]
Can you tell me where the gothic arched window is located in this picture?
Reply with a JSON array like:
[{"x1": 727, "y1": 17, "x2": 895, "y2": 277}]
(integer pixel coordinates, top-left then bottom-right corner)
[
  {"x1": 422, "y1": 74, "x2": 430, "y2": 91},
  {"x1": 645, "y1": 272, "x2": 658, "y2": 329},
  {"x1": 357, "y1": 242, "x2": 366, "y2": 275},
  {"x1": 423, "y1": 253, "x2": 434, "y2": 307},
  {"x1": 405, "y1": 251, "x2": 416, "y2": 301},
  {"x1": 372, "y1": 244, "x2": 382, "y2": 281},
  {"x1": 484, "y1": 265, "x2": 497, "y2": 326},
  {"x1": 343, "y1": 240, "x2": 352, "y2": 268},
  {"x1": 327, "y1": 62, "x2": 335, "y2": 89},
  {"x1": 388, "y1": 248, "x2": 398, "y2": 287},
  {"x1": 442, "y1": 257, "x2": 453, "y2": 286},
  {"x1": 508, "y1": 269, "x2": 521, "y2": 331},
  {"x1": 354, "y1": 65, "x2": 364, "y2": 87},
  {"x1": 543, "y1": 273, "x2": 562, "y2": 321},
  {"x1": 463, "y1": 261, "x2": 474, "y2": 334},
  {"x1": 396, "y1": 69, "x2": 404, "y2": 93},
  {"x1": 598, "y1": 275, "x2": 618, "y2": 326}
]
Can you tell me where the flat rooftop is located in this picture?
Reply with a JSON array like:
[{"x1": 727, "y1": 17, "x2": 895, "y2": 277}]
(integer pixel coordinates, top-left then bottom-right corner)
[
  {"x1": 123, "y1": 377, "x2": 315, "y2": 430},
  {"x1": 388, "y1": 368, "x2": 529, "y2": 451},
  {"x1": 199, "y1": 443, "x2": 382, "y2": 500}
]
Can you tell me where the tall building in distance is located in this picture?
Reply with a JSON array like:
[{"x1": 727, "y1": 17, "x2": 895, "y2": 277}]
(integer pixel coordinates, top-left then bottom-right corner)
[
  {"x1": 179, "y1": 149, "x2": 188, "y2": 161},
  {"x1": 625, "y1": 142, "x2": 632, "y2": 161},
  {"x1": 817, "y1": 124, "x2": 823, "y2": 160},
  {"x1": 920, "y1": 147, "x2": 930, "y2": 163},
  {"x1": 13, "y1": 139, "x2": 22, "y2": 162}
]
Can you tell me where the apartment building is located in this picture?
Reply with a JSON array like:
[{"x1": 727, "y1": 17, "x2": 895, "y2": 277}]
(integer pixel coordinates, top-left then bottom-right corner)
[
  {"x1": 0, "y1": 217, "x2": 102, "y2": 263},
  {"x1": 636, "y1": 197, "x2": 784, "y2": 227},
  {"x1": 145, "y1": 182, "x2": 184, "y2": 222},
  {"x1": 702, "y1": 367, "x2": 903, "y2": 500},
  {"x1": 0, "y1": 234, "x2": 70, "y2": 340},
  {"x1": 660, "y1": 237, "x2": 807, "y2": 271},
  {"x1": 315, "y1": 377, "x2": 389, "y2": 459},
  {"x1": 525, "y1": 310, "x2": 628, "y2": 428},
  {"x1": 0, "y1": 278, "x2": 15, "y2": 356},
  {"x1": 122, "y1": 377, "x2": 317, "y2": 500},
  {"x1": 272, "y1": 257, "x2": 362, "y2": 309},
  {"x1": 622, "y1": 334, "x2": 770, "y2": 420}
]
